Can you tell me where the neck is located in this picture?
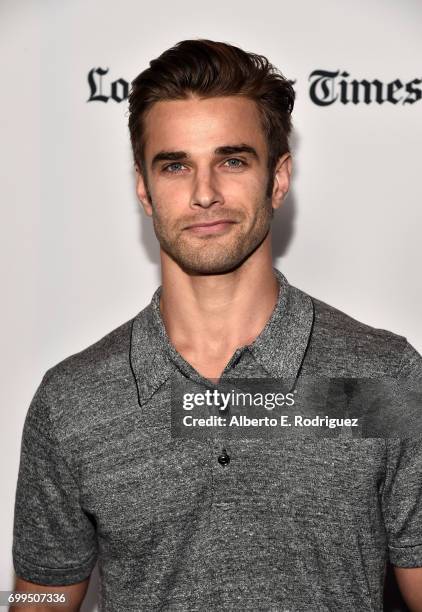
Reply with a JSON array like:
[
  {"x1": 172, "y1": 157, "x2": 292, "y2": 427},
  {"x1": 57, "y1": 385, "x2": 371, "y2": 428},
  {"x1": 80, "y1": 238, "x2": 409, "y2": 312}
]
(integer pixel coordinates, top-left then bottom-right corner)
[{"x1": 159, "y1": 234, "x2": 280, "y2": 377}]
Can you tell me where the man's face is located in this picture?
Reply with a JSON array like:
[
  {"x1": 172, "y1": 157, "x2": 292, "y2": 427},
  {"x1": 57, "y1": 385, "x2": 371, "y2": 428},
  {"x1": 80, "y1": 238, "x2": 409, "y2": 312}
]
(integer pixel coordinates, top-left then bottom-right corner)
[{"x1": 136, "y1": 95, "x2": 290, "y2": 275}]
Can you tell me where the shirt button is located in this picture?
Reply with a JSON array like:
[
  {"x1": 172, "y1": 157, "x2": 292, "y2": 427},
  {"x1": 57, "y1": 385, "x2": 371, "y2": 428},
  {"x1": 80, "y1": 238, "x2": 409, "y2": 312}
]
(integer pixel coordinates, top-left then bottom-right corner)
[{"x1": 217, "y1": 449, "x2": 230, "y2": 466}]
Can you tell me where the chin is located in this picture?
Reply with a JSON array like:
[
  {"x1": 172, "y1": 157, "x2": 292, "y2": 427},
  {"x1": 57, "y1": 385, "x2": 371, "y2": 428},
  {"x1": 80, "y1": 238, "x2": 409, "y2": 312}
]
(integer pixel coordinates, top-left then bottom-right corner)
[
  {"x1": 174, "y1": 255, "x2": 245, "y2": 276},
  {"x1": 167, "y1": 244, "x2": 259, "y2": 276},
  {"x1": 159, "y1": 224, "x2": 271, "y2": 276}
]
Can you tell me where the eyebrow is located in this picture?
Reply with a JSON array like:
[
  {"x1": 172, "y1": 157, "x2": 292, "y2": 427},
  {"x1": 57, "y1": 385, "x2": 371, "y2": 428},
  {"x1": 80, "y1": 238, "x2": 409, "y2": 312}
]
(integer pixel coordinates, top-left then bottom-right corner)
[{"x1": 151, "y1": 144, "x2": 259, "y2": 168}]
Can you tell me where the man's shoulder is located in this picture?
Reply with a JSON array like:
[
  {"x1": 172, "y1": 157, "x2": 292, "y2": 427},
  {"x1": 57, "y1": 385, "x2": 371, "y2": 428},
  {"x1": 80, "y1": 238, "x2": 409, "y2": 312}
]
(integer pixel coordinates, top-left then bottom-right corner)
[
  {"x1": 45, "y1": 317, "x2": 133, "y2": 385},
  {"x1": 302, "y1": 289, "x2": 410, "y2": 376},
  {"x1": 311, "y1": 292, "x2": 405, "y2": 343},
  {"x1": 35, "y1": 306, "x2": 149, "y2": 420}
]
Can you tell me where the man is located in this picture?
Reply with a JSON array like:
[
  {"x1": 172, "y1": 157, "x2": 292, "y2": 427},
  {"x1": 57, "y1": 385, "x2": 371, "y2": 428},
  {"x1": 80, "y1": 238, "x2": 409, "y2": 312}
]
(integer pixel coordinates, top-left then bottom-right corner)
[{"x1": 11, "y1": 39, "x2": 422, "y2": 611}]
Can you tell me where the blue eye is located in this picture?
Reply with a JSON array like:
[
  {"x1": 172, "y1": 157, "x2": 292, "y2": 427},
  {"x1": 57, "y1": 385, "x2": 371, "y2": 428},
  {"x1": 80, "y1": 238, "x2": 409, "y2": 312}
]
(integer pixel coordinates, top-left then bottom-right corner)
[
  {"x1": 225, "y1": 158, "x2": 244, "y2": 168},
  {"x1": 163, "y1": 163, "x2": 185, "y2": 173}
]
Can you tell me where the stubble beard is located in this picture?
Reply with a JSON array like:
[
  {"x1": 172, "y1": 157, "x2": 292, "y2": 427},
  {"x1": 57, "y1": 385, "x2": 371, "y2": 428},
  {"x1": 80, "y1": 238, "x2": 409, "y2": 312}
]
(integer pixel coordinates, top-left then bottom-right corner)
[{"x1": 150, "y1": 196, "x2": 274, "y2": 276}]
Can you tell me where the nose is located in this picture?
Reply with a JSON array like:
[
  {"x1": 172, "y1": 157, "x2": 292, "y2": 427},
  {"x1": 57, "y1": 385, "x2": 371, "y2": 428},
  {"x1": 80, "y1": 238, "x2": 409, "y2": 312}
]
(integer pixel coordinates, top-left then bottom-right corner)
[{"x1": 190, "y1": 167, "x2": 224, "y2": 209}]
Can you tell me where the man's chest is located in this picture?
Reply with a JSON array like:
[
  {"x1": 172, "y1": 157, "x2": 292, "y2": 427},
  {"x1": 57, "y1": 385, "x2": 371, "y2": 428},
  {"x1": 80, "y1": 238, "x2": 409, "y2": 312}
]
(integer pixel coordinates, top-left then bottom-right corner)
[{"x1": 75, "y1": 398, "x2": 387, "y2": 557}]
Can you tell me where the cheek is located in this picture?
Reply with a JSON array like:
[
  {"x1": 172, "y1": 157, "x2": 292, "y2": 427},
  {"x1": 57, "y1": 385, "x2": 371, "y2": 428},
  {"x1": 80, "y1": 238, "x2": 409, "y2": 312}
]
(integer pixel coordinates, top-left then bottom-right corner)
[
  {"x1": 151, "y1": 197, "x2": 189, "y2": 235},
  {"x1": 225, "y1": 171, "x2": 267, "y2": 197},
  {"x1": 152, "y1": 180, "x2": 191, "y2": 210},
  {"x1": 223, "y1": 176, "x2": 268, "y2": 213}
]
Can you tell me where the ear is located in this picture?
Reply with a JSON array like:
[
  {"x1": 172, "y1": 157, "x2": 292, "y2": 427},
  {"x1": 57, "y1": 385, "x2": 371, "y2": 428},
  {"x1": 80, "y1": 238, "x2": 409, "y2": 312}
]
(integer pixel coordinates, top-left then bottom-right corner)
[
  {"x1": 271, "y1": 152, "x2": 292, "y2": 211},
  {"x1": 135, "y1": 165, "x2": 153, "y2": 217}
]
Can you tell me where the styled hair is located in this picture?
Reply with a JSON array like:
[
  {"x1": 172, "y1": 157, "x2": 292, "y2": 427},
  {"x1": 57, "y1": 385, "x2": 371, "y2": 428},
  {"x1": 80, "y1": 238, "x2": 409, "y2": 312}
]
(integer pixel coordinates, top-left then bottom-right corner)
[{"x1": 128, "y1": 39, "x2": 295, "y2": 182}]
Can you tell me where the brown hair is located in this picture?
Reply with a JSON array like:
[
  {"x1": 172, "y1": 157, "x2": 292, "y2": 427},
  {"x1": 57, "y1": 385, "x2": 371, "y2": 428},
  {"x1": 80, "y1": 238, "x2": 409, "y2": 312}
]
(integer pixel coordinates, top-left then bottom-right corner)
[{"x1": 128, "y1": 39, "x2": 295, "y2": 184}]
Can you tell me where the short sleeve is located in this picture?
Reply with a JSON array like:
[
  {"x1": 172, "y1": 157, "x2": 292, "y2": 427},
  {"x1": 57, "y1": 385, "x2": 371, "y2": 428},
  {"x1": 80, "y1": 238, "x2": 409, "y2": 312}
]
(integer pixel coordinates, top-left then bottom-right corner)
[
  {"x1": 12, "y1": 379, "x2": 98, "y2": 585},
  {"x1": 381, "y1": 341, "x2": 422, "y2": 567}
]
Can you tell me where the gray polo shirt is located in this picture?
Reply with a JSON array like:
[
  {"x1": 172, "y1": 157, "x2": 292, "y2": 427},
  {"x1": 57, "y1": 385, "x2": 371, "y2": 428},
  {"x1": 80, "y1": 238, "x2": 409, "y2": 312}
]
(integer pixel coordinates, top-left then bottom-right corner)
[{"x1": 12, "y1": 269, "x2": 422, "y2": 611}]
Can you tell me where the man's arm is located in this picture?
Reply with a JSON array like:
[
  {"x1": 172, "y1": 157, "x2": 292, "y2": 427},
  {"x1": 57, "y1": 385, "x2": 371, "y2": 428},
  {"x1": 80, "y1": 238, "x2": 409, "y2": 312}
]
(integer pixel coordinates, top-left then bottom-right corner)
[
  {"x1": 12, "y1": 381, "x2": 98, "y2": 601},
  {"x1": 394, "y1": 567, "x2": 422, "y2": 612},
  {"x1": 9, "y1": 576, "x2": 90, "y2": 612},
  {"x1": 383, "y1": 342, "x2": 422, "y2": 611}
]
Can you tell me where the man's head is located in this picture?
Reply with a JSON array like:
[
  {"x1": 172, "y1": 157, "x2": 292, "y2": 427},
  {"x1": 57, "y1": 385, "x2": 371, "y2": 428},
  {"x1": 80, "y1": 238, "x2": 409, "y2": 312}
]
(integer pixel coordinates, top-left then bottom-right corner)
[{"x1": 128, "y1": 39, "x2": 295, "y2": 275}]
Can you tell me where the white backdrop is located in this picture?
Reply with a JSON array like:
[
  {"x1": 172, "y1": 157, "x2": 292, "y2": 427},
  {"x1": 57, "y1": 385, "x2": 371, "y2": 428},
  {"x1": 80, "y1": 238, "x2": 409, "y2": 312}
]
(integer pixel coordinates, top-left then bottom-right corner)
[{"x1": 1, "y1": 1, "x2": 421, "y2": 608}]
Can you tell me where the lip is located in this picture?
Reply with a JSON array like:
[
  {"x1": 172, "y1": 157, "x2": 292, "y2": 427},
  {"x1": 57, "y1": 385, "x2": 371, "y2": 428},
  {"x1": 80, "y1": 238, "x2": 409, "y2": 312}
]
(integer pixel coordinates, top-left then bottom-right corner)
[{"x1": 184, "y1": 220, "x2": 236, "y2": 234}]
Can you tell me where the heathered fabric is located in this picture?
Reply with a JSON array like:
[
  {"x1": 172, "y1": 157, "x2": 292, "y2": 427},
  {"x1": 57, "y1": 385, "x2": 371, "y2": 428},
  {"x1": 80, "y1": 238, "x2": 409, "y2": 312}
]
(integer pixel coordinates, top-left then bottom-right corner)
[{"x1": 12, "y1": 269, "x2": 422, "y2": 611}]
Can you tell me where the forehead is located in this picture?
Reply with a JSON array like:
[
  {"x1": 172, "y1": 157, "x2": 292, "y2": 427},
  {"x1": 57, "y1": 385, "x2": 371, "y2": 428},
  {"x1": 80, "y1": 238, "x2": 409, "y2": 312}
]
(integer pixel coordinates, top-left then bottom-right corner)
[{"x1": 142, "y1": 96, "x2": 267, "y2": 159}]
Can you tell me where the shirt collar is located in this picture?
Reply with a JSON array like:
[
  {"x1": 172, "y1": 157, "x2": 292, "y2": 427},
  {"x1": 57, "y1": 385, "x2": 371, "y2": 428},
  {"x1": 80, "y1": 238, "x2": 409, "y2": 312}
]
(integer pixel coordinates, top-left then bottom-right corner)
[{"x1": 129, "y1": 268, "x2": 315, "y2": 406}]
